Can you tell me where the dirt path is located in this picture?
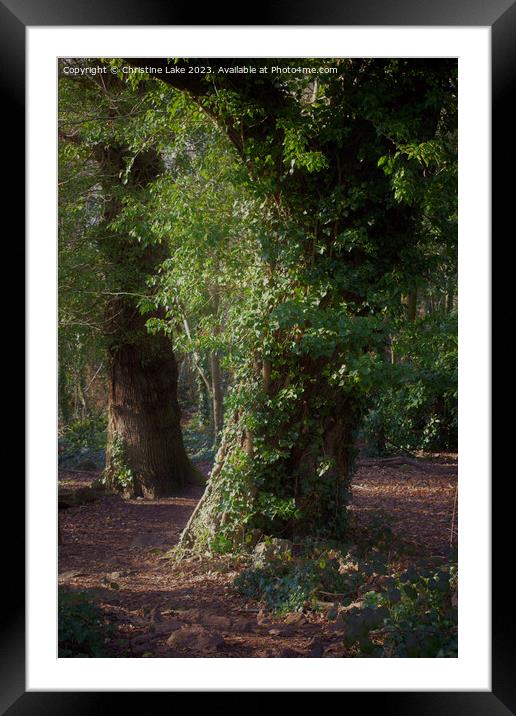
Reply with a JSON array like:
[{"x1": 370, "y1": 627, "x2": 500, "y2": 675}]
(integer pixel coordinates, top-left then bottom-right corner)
[{"x1": 58, "y1": 454, "x2": 457, "y2": 658}]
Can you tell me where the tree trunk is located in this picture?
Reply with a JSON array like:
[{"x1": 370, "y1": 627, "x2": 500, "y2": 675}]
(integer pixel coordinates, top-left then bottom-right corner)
[
  {"x1": 58, "y1": 358, "x2": 72, "y2": 425},
  {"x1": 446, "y1": 279, "x2": 455, "y2": 313},
  {"x1": 95, "y1": 145, "x2": 199, "y2": 497},
  {"x1": 209, "y1": 288, "x2": 223, "y2": 443},
  {"x1": 402, "y1": 290, "x2": 418, "y2": 322},
  {"x1": 76, "y1": 371, "x2": 88, "y2": 420},
  {"x1": 103, "y1": 298, "x2": 197, "y2": 498},
  {"x1": 210, "y1": 351, "x2": 223, "y2": 443}
]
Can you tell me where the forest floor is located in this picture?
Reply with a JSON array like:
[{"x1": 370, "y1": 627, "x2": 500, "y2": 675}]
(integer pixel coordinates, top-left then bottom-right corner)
[{"x1": 58, "y1": 453, "x2": 457, "y2": 658}]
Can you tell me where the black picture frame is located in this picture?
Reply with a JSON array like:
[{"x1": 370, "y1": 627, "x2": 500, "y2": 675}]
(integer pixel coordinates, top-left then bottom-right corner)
[{"x1": 9, "y1": 0, "x2": 510, "y2": 710}]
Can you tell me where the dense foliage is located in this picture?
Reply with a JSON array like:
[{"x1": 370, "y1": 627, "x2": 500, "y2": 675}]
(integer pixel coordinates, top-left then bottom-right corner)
[{"x1": 363, "y1": 312, "x2": 458, "y2": 454}]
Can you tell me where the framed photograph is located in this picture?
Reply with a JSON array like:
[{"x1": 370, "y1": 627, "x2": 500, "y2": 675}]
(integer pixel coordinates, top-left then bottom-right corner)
[{"x1": 8, "y1": 0, "x2": 508, "y2": 708}]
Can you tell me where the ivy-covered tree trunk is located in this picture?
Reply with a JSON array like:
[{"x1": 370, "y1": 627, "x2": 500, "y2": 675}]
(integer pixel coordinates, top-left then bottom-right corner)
[
  {"x1": 139, "y1": 57, "x2": 457, "y2": 551},
  {"x1": 179, "y1": 371, "x2": 359, "y2": 552}
]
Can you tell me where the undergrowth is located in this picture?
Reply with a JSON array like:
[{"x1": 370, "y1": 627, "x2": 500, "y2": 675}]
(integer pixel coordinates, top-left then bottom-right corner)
[
  {"x1": 233, "y1": 515, "x2": 458, "y2": 658},
  {"x1": 58, "y1": 587, "x2": 114, "y2": 657},
  {"x1": 182, "y1": 417, "x2": 215, "y2": 463}
]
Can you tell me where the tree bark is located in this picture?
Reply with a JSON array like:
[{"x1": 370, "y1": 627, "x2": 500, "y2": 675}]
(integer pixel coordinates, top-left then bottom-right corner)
[
  {"x1": 446, "y1": 279, "x2": 456, "y2": 313},
  {"x1": 90, "y1": 142, "x2": 198, "y2": 497},
  {"x1": 103, "y1": 297, "x2": 196, "y2": 497},
  {"x1": 210, "y1": 350, "x2": 224, "y2": 443},
  {"x1": 208, "y1": 287, "x2": 224, "y2": 443},
  {"x1": 58, "y1": 358, "x2": 72, "y2": 425},
  {"x1": 402, "y1": 290, "x2": 418, "y2": 322}
]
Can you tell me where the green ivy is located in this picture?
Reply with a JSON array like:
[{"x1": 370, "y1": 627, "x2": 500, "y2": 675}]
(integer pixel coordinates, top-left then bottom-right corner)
[
  {"x1": 350, "y1": 561, "x2": 458, "y2": 657},
  {"x1": 108, "y1": 433, "x2": 134, "y2": 490}
]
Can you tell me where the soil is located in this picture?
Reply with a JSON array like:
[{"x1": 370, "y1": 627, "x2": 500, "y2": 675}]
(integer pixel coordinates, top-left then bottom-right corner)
[{"x1": 58, "y1": 454, "x2": 458, "y2": 658}]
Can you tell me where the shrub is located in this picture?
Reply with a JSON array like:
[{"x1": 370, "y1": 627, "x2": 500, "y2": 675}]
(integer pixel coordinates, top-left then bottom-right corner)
[
  {"x1": 234, "y1": 547, "x2": 389, "y2": 614},
  {"x1": 58, "y1": 588, "x2": 113, "y2": 657},
  {"x1": 344, "y1": 560, "x2": 458, "y2": 657},
  {"x1": 59, "y1": 415, "x2": 107, "y2": 452}
]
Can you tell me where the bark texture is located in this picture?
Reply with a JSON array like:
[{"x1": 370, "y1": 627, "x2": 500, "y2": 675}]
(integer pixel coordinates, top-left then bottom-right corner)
[
  {"x1": 210, "y1": 351, "x2": 223, "y2": 442},
  {"x1": 104, "y1": 300, "x2": 196, "y2": 497}
]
